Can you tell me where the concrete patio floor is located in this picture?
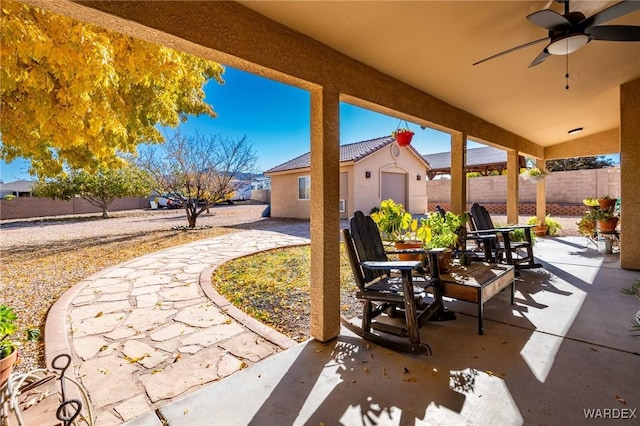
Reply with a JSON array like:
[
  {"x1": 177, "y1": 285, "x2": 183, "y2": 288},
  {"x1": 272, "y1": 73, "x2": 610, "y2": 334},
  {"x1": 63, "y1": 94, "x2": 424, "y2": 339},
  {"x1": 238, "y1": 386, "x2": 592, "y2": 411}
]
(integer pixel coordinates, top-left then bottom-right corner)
[{"x1": 124, "y1": 235, "x2": 639, "y2": 426}]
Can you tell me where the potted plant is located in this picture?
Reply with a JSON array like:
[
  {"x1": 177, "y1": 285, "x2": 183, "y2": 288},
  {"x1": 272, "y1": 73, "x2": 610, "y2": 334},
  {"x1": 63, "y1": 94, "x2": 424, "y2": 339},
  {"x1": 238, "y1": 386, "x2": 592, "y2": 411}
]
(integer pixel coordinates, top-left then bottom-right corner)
[
  {"x1": 417, "y1": 211, "x2": 469, "y2": 272},
  {"x1": 594, "y1": 206, "x2": 619, "y2": 231},
  {"x1": 583, "y1": 197, "x2": 599, "y2": 211},
  {"x1": 391, "y1": 128, "x2": 414, "y2": 147},
  {"x1": 520, "y1": 167, "x2": 548, "y2": 183},
  {"x1": 597, "y1": 195, "x2": 617, "y2": 211},
  {"x1": 1, "y1": 305, "x2": 41, "y2": 385},
  {"x1": 370, "y1": 199, "x2": 421, "y2": 260},
  {"x1": 526, "y1": 215, "x2": 562, "y2": 237}
]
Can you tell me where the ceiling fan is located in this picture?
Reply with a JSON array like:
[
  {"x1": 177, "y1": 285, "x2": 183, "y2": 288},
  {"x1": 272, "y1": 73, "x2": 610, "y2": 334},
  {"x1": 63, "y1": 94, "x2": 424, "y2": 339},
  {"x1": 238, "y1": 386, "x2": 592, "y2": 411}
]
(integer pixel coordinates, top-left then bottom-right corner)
[{"x1": 473, "y1": 0, "x2": 640, "y2": 67}]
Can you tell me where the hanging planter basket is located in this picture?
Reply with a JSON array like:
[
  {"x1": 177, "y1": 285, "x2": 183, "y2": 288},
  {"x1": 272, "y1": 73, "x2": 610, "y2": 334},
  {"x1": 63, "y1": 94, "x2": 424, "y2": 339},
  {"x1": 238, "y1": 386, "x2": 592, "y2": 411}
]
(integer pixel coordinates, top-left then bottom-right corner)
[
  {"x1": 520, "y1": 167, "x2": 548, "y2": 184},
  {"x1": 392, "y1": 120, "x2": 414, "y2": 147},
  {"x1": 394, "y1": 130, "x2": 414, "y2": 147}
]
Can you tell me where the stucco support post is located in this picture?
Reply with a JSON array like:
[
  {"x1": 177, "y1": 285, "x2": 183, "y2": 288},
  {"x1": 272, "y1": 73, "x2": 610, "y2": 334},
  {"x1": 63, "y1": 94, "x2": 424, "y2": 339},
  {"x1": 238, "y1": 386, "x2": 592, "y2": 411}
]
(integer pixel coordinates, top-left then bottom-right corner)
[
  {"x1": 450, "y1": 132, "x2": 466, "y2": 214},
  {"x1": 536, "y1": 159, "x2": 547, "y2": 224},
  {"x1": 309, "y1": 87, "x2": 341, "y2": 340},
  {"x1": 507, "y1": 150, "x2": 519, "y2": 224},
  {"x1": 620, "y1": 78, "x2": 640, "y2": 270}
]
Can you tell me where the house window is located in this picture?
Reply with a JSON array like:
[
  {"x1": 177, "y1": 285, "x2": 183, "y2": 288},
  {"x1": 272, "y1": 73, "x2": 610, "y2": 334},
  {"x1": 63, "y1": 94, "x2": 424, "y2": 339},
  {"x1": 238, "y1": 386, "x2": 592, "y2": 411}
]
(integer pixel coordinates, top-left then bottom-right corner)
[
  {"x1": 339, "y1": 199, "x2": 346, "y2": 212},
  {"x1": 298, "y1": 176, "x2": 310, "y2": 200}
]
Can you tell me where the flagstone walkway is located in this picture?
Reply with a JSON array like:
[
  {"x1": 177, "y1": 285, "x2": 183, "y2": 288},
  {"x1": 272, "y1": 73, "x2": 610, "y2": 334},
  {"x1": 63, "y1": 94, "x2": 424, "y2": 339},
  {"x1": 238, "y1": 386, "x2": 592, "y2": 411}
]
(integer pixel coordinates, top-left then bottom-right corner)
[{"x1": 45, "y1": 224, "x2": 311, "y2": 425}]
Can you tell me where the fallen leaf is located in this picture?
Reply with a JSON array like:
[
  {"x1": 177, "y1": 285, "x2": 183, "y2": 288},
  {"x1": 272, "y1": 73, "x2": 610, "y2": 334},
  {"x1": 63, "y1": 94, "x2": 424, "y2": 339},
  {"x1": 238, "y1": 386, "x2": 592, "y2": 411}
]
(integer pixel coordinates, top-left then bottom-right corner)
[
  {"x1": 403, "y1": 367, "x2": 410, "y2": 374},
  {"x1": 615, "y1": 394, "x2": 626, "y2": 405},
  {"x1": 184, "y1": 408, "x2": 189, "y2": 415},
  {"x1": 95, "y1": 311, "x2": 103, "y2": 318},
  {"x1": 402, "y1": 377, "x2": 417, "y2": 382}
]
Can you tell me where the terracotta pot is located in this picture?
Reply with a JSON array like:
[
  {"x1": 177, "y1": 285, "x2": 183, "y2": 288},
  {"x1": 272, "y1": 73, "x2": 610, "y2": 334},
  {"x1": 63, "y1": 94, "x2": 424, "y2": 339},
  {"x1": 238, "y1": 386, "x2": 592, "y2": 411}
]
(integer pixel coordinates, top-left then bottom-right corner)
[
  {"x1": 534, "y1": 225, "x2": 548, "y2": 237},
  {"x1": 438, "y1": 251, "x2": 452, "y2": 273},
  {"x1": 395, "y1": 241, "x2": 422, "y2": 261},
  {"x1": 598, "y1": 198, "x2": 617, "y2": 211},
  {"x1": 395, "y1": 131, "x2": 414, "y2": 147},
  {"x1": 0, "y1": 348, "x2": 18, "y2": 386},
  {"x1": 597, "y1": 218, "x2": 618, "y2": 231}
]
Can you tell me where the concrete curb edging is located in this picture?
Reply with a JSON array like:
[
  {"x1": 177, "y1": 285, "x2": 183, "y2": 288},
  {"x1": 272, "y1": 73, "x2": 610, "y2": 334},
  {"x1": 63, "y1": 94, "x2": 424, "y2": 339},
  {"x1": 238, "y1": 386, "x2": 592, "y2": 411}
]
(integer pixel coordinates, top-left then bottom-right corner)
[{"x1": 198, "y1": 243, "x2": 313, "y2": 351}]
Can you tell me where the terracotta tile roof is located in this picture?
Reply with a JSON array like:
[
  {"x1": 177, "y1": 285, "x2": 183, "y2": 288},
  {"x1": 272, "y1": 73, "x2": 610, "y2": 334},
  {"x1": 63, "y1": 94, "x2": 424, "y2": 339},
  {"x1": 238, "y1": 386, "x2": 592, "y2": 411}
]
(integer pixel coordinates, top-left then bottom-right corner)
[{"x1": 265, "y1": 136, "x2": 397, "y2": 173}]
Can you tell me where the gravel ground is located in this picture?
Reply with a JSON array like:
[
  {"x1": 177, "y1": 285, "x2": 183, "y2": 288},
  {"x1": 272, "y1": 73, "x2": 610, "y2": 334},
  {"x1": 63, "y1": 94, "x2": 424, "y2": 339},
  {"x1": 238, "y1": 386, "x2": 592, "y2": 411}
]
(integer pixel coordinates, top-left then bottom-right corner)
[{"x1": 0, "y1": 203, "x2": 274, "y2": 249}]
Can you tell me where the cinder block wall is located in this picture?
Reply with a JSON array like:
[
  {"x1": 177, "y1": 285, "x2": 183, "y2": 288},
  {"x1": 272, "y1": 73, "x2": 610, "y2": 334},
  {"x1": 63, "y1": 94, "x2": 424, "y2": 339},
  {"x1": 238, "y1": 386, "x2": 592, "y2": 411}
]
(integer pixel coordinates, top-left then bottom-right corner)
[
  {"x1": 426, "y1": 168, "x2": 620, "y2": 216},
  {"x1": 0, "y1": 197, "x2": 151, "y2": 220}
]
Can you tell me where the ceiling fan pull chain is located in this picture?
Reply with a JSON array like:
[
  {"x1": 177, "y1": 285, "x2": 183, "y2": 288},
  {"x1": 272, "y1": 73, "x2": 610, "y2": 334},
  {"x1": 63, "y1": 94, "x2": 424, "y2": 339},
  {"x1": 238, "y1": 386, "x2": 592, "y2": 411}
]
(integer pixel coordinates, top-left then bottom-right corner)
[{"x1": 565, "y1": 39, "x2": 570, "y2": 90}]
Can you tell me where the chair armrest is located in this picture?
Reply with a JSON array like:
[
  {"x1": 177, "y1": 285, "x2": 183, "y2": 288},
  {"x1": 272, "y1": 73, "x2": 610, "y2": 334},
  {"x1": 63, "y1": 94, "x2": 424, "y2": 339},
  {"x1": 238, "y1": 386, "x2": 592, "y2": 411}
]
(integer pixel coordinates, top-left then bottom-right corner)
[
  {"x1": 468, "y1": 228, "x2": 509, "y2": 234},
  {"x1": 466, "y1": 232, "x2": 498, "y2": 240},
  {"x1": 361, "y1": 260, "x2": 421, "y2": 270},
  {"x1": 387, "y1": 248, "x2": 426, "y2": 255}
]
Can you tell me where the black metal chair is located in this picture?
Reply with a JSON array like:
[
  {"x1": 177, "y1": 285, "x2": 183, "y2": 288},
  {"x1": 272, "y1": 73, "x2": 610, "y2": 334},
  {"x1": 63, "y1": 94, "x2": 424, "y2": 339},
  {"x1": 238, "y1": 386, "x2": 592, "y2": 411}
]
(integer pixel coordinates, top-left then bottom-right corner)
[{"x1": 341, "y1": 211, "x2": 453, "y2": 355}]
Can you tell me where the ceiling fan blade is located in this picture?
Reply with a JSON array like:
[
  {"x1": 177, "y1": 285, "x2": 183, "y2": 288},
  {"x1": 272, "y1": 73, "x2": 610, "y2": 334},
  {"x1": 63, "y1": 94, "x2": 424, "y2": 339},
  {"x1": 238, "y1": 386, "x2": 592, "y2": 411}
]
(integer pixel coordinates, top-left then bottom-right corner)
[
  {"x1": 581, "y1": 1, "x2": 640, "y2": 28},
  {"x1": 527, "y1": 9, "x2": 571, "y2": 30},
  {"x1": 587, "y1": 25, "x2": 640, "y2": 41},
  {"x1": 473, "y1": 37, "x2": 548, "y2": 66},
  {"x1": 528, "y1": 49, "x2": 551, "y2": 68}
]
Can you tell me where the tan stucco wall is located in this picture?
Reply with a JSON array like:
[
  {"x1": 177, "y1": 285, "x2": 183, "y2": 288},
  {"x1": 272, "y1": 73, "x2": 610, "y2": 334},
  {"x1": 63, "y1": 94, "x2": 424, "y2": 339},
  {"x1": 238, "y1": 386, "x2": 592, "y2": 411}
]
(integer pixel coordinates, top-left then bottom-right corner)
[
  {"x1": 268, "y1": 171, "x2": 312, "y2": 219},
  {"x1": 620, "y1": 79, "x2": 640, "y2": 270}
]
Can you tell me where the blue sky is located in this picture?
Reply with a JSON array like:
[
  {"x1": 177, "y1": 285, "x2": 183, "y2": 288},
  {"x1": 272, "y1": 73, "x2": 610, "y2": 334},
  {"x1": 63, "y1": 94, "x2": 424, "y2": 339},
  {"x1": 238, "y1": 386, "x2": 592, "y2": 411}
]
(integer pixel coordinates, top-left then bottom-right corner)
[{"x1": 0, "y1": 67, "x2": 458, "y2": 182}]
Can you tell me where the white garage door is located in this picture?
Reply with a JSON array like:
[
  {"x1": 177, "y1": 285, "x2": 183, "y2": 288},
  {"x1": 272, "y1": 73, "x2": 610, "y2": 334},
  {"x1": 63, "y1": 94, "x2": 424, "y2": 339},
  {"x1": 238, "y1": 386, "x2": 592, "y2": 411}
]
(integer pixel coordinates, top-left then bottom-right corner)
[{"x1": 381, "y1": 172, "x2": 406, "y2": 207}]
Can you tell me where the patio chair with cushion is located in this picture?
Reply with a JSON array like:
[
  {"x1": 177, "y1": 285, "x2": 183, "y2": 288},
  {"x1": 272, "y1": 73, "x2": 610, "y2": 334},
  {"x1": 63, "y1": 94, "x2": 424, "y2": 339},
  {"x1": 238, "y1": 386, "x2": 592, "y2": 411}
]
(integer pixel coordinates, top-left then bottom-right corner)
[
  {"x1": 341, "y1": 211, "x2": 454, "y2": 355},
  {"x1": 468, "y1": 203, "x2": 542, "y2": 270}
]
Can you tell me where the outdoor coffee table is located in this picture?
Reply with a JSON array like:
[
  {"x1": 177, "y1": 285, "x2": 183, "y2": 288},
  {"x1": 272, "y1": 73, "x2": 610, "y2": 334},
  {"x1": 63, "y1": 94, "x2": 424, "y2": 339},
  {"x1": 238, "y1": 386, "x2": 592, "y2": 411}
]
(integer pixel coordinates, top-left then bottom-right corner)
[{"x1": 439, "y1": 262, "x2": 515, "y2": 335}]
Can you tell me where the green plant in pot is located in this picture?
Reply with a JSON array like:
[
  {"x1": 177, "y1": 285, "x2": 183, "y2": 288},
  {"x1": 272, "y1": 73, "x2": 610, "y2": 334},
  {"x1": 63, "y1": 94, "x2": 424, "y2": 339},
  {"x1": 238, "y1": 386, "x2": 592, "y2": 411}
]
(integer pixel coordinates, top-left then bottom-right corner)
[
  {"x1": 592, "y1": 206, "x2": 619, "y2": 231},
  {"x1": 371, "y1": 199, "x2": 421, "y2": 259},
  {"x1": 526, "y1": 215, "x2": 562, "y2": 237},
  {"x1": 418, "y1": 211, "x2": 469, "y2": 271},
  {"x1": 598, "y1": 195, "x2": 617, "y2": 211},
  {"x1": 1, "y1": 304, "x2": 41, "y2": 385}
]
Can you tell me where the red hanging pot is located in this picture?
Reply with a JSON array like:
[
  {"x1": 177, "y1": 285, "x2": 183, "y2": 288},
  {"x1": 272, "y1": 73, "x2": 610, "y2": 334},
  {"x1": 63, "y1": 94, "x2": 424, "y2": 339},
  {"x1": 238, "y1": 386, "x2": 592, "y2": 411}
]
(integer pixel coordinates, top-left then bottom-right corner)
[{"x1": 395, "y1": 131, "x2": 414, "y2": 147}]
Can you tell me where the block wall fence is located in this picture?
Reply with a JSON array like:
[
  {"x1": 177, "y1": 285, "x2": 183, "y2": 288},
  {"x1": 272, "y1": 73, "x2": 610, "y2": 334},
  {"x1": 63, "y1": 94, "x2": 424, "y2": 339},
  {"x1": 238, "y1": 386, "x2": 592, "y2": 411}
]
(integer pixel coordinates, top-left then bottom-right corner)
[
  {"x1": 0, "y1": 169, "x2": 621, "y2": 221},
  {"x1": 0, "y1": 196, "x2": 151, "y2": 220},
  {"x1": 426, "y1": 168, "x2": 620, "y2": 216}
]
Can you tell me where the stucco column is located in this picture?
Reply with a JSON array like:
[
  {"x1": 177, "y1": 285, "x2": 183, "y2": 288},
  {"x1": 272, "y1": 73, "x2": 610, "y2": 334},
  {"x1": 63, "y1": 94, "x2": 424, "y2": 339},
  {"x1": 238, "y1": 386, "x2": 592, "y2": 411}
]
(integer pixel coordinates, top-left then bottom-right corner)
[
  {"x1": 536, "y1": 159, "x2": 547, "y2": 224},
  {"x1": 620, "y1": 78, "x2": 640, "y2": 270},
  {"x1": 309, "y1": 87, "x2": 341, "y2": 340},
  {"x1": 450, "y1": 132, "x2": 466, "y2": 214},
  {"x1": 507, "y1": 150, "x2": 519, "y2": 224}
]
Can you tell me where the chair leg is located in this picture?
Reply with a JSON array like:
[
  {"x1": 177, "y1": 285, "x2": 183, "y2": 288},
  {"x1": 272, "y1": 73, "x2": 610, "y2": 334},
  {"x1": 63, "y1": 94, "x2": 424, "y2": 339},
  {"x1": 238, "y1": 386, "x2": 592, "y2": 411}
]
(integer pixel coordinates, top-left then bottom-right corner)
[
  {"x1": 400, "y1": 270, "x2": 421, "y2": 344},
  {"x1": 362, "y1": 300, "x2": 373, "y2": 333}
]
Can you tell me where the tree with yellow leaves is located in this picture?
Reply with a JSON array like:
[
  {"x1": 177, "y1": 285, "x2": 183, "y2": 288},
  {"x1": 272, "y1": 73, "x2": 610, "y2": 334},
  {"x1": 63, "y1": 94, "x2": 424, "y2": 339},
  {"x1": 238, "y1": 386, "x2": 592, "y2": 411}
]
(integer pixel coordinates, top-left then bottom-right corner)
[{"x1": 0, "y1": 0, "x2": 224, "y2": 177}]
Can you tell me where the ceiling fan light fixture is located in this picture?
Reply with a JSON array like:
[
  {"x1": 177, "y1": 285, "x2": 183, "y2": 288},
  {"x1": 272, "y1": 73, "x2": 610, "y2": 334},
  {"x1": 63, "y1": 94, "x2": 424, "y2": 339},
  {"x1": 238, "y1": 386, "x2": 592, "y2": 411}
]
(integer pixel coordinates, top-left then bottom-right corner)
[
  {"x1": 568, "y1": 127, "x2": 583, "y2": 135},
  {"x1": 547, "y1": 34, "x2": 589, "y2": 55}
]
